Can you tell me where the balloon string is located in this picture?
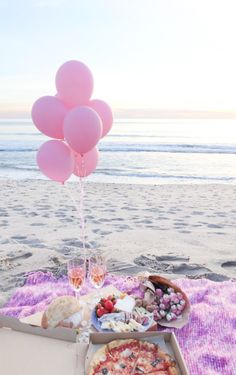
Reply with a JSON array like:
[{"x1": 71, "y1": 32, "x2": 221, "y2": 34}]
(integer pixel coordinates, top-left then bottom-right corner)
[
  {"x1": 64, "y1": 183, "x2": 82, "y2": 223},
  {"x1": 64, "y1": 156, "x2": 87, "y2": 260},
  {"x1": 76, "y1": 154, "x2": 87, "y2": 259},
  {"x1": 77, "y1": 155, "x2": 87, "y2": 256}
]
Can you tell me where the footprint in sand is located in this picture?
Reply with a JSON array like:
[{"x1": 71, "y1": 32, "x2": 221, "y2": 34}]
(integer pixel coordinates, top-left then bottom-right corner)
[
  {"x1": 11, "y1": 235, "x2": 27, "y2": 240},
  {"x1": 155, "y1": 255, "x2": 190, "y2": 262},
  {"x1": 62, "y1": 238, "x2": 84, "y2": 247},
  {"x1": 37, "y1": 205, "x2": 51, "y2": 210},
  {"x1": 0, "y1": 212, "x2": 8, "y2": 217},
  {"x1": 92, "y1": 228, "x2": 112, "y2": 236},
  {"x1": 0, "y1": 220, "x2": 8, "y2": 227},
  {"x1": 136, "y1": 219, "x2": 153, "y2": 224},
  {"x1": 0, "y1": 252, "x2": 32, "y2": 271},
  {"x1": 30, "y1": 222, "x2": 46, "y2": 226},
  {"x1": 221, "y1": 261, "x2": 236, "y2": 269},
  {"x1": 29, "y1": 212, "x2": 39, "y2": 217},
  {"x1": 208, "y1": 224, "x2": 223, "y2": 229},
  {"x1": 134, "y1": 255, "x2": 212, "y2": 277},
  {"x1": 170, "y1": 263, "x2": 211, "y2": 275},
  {"x1": 192, "y1": 211, "x2": 204, "y2": 215}
]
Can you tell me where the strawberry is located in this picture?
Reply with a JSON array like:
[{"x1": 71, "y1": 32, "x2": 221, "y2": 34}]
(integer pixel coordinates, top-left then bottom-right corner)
[
  {"x1": 96, "y1": 308, "x2": 104, "y2": 318},
  {"x1": 104, "y1": 300, "x2": 114, "y2": 312}
]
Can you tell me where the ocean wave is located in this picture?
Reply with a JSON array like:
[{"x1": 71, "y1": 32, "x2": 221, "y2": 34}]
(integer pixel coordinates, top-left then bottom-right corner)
[
  {"x1": 0, "y1": 143, "x2": 236, "y2": 154},
  {"x1": 97, "y1": 168, "x2": 235, "y2": 181},
  {"x1": 0, "y1": 148, "x2": 37, "y2": 152},
  {"x1": 2, "y1": 164, "x2": 234, "y2": 182},
  {"x1": 0, "y1": 164, "x2": 37, "y2": 171},
  {"x1": 99, "y1": 143, "x2": 236, "y2": 154}
]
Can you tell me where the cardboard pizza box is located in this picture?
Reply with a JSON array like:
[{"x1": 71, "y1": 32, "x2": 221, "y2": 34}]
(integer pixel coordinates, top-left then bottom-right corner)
[
  {"x1": 86, "y1": 331, "x2": 189, "y2": 375},
  {"x1": 0, "y1": 315, "x2": 87, "y2": 375},
  {"x1": 0, "y1": 317, "x2": 189, "y2": 375}
]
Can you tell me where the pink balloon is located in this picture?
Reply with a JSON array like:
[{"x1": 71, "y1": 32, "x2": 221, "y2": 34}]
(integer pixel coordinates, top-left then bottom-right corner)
[
  {"x1": 37, "y1": 140, "x2": 74, "y2": 183},
  {"x1": 89, "y1": 99, "x2": 113, "y2": 137},
  {"x1": 55, "y1": 60, "x2": 93, "y2": 107},
  {"x1": 64, "y1": 106, "x2": 102, "y2": 154},
  {"x1": 31, "y1": 96, "x2": 67, "y2": 139},
  {"x1": 73, "y1": 147, "x2": 99, "y2": 177}
]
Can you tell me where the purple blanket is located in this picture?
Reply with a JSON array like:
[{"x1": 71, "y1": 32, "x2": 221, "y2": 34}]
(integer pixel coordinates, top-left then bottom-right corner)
[{"x1": 0, "y1": 272, "x2": 235, "y2": 375}]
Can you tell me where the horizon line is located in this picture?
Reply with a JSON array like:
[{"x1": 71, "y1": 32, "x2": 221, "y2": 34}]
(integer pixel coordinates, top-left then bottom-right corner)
[{"x1": 1, "y1": 108, "x2": 236, "y2": 119}]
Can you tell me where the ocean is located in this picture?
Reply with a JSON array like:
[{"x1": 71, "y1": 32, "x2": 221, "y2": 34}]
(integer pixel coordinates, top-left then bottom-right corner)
[{"x1": 0, "y1": 118, "x2": 236, "y2": 184}]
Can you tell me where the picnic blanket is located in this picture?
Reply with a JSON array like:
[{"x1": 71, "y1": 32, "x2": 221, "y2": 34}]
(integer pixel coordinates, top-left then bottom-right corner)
[{"x1": 0, "y1": 272, "x2": 235, "y2": 375}]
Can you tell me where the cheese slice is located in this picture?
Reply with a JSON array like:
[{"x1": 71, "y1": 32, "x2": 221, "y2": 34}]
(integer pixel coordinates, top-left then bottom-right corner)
[{"x1": 115, "y1": 295, "x2": 135, "y2": 313}]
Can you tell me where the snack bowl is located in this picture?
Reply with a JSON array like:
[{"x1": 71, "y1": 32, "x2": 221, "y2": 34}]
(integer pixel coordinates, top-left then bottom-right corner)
[{"x1": 92, "y1": 294, "x2": 154, "y2": 333}]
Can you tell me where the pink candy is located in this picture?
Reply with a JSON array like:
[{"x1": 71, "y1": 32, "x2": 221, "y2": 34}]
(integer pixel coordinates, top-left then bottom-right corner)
[
  {"x1": 153, "y1": 310, "x2": 162, "y2": 321},
  {"x1": 160, "y1": 309, "x2": 166, "y2": 318},
  {"x1": 176, "y1": 308, "x2": 182, "y2": 316},
  {"x1": 166, "y1": 312, "x2": 177, "y2": 321},
  {"x1": 155, "y1": 289, "x2": 163, "y2": 297},
  {"x1": 177, "y1": 303, "x2": 184, "y2": 311},
  {"x1": 163, "y1": 294, "x2": 171, "y2": 303}
]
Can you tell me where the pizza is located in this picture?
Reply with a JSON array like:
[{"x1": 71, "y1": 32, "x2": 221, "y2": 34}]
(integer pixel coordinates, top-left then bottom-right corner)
[{"x1": 88, "y1": 339, "x2": 179, "y2": 375}]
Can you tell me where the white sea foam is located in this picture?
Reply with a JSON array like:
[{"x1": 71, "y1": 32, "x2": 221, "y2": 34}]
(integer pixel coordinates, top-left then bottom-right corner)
[{"x1": 0, "y1": 118, "x2": 236, "y2": 184}]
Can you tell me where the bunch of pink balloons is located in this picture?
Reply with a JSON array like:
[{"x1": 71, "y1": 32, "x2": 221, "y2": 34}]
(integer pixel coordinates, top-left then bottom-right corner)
[{"x1": 32, "y1": 60, "x2": 113, "y2": 183}]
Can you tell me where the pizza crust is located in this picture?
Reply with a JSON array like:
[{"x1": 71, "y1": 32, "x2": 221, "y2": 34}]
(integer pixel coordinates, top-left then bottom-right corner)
[
  {"x1": 87, "y1": 345, "x2": 109, "y2": 375},
  {"x1": 157, "y1": 348, "x2": 176, "y2": 364},
  {"x1": 107, "y1": 339, "x2": 139, "y2": 352},
  {"x1": 168, "y1": 367, "x2": 179, "y2": 375}
]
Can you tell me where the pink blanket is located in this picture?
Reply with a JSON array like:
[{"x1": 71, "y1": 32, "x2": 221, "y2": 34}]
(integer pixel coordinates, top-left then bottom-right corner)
[{"x1": 0, "y1": 272, "x2": 235, "y2": 375}]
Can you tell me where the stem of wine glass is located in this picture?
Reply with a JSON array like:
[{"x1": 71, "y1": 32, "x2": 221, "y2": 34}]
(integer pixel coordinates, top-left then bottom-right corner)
[{"x1": 75, "y1": 290, "x2": 79, "y2": 300}]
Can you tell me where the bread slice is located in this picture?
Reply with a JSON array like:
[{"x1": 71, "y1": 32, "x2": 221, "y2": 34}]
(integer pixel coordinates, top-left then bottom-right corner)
[{"x1": 41, "y1": 296, "x2": 81, "y2": 328}]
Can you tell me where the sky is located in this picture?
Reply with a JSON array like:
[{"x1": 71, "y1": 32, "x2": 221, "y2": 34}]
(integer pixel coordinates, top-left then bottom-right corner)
[{"x1": 0, "y1": 0, "x2": 236, "y2": 117}]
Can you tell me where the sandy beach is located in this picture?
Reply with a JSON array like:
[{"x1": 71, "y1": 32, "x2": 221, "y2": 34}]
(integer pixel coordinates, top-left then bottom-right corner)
[{"x1": 0, "y1": 179, "x2": 236, "y2": 305}]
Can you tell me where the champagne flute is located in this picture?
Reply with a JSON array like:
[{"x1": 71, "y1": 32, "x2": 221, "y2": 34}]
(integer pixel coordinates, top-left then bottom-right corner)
[
  {"x1": 89, "y1": 253, "x2": 107, "y2": 300},
  {"x1": 67, "y1": 256, "x2": 86, "y2": 297}
]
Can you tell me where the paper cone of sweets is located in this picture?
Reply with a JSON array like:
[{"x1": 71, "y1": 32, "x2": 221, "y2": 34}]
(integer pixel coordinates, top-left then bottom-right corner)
[{"x1": 137, "y1": 275, "x2": 190, "y2": 329}]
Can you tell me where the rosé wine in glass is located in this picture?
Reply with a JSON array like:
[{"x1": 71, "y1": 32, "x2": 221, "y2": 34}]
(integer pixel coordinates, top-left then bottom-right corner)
[
  {"x1": 89, "y1": 254, "x2": 106, "y2": 290},
  {"x1": 90, "y1": 265, "x2": 106, "y2": 288},
  {"x1": 68, "y1": 257, "x2": 86, "y2": 294}
]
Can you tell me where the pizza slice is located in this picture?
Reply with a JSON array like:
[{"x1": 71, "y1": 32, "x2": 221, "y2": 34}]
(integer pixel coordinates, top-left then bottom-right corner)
[
  {"x1": 88, "y1": 345, "x2": 122, "y2": 375},
  {"x1": 133, "y1": 341, "x2": 179, "y2": 375},
  {"x1": 145, "y1": 369, "x2": 179, "y2": 375},
  {"x1": 107, "y1": 339, "x2": 141, "y2": 373},
  {"x1": 133, "y1": 341, "x2": 162, "y2": 374}
]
